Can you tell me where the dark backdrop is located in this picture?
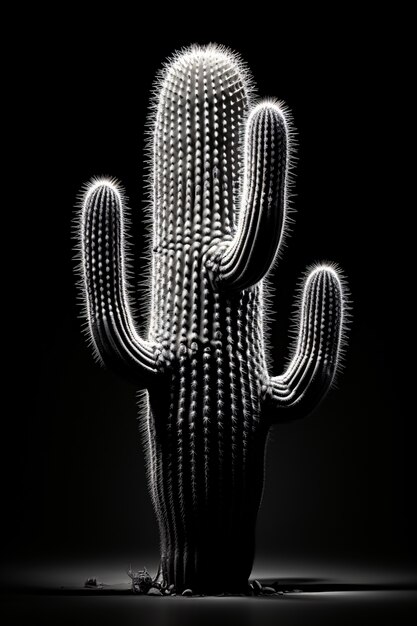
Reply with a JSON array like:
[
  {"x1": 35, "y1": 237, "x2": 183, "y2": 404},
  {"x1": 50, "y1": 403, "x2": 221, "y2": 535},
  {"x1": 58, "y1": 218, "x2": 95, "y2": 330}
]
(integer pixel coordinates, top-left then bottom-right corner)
[{"x1": 4, "y1": 15, "x2": 414, "y2": 582}]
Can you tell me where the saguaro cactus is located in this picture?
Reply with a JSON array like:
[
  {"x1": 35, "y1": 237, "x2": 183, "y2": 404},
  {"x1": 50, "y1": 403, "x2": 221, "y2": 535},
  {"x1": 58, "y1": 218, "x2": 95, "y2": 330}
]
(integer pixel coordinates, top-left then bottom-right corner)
[{"x1": 77, "y1": 44, "x2": 347, "y2": 594}]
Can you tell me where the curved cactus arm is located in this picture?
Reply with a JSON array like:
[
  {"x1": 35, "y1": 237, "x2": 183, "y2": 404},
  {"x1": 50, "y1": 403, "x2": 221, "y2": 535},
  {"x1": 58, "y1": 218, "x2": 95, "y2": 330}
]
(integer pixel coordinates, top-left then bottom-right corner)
[
  {"x1": 209, "y1": 101, "x2": 288, "y2": 292},
  {"x1": 79, "y1": 179, "x2": 159, "y2": 382},
  {"x1": 264, "y1": 265, "x2": 346, "y2": 422}
]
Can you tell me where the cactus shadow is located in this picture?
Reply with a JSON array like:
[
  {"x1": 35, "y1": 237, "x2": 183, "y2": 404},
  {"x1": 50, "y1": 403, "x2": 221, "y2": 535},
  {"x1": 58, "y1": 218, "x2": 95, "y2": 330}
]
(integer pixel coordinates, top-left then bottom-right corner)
[{"x1": 255, "y1": 577, "x2": 417, "y2": 597}]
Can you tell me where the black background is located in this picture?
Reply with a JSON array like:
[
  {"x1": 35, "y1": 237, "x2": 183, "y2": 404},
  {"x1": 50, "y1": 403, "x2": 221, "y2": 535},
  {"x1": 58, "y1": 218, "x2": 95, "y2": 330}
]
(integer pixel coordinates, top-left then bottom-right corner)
[{"x1": 4, "y1": 12, "x2": 414, "y2": 585}]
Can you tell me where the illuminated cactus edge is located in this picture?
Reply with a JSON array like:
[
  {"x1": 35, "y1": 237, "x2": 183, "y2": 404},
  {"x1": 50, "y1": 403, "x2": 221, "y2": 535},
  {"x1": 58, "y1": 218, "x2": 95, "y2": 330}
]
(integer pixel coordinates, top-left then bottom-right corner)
[{"x1": 76, "y1": 44, "x2": 348, "y2": 594}]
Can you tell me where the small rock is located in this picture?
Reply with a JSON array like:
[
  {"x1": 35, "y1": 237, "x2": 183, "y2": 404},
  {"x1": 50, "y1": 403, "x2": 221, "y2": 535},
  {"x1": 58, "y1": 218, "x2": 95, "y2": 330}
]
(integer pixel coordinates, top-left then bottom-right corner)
[
  {"x1": 182, "y1": 588, "x2": 193, "y2": 596},
  {"x1": 251, "y1": 580, "x2": 262, "y2": 595},
  {"x1": 84, "y1": 577, "x2": 98, "y2": 588},
  {"x1": 147, "y1": 587, "x2": 163, "y2": 596},
  {"x1": 261, "y1": 586, "x2": 276, "y2": 594}
]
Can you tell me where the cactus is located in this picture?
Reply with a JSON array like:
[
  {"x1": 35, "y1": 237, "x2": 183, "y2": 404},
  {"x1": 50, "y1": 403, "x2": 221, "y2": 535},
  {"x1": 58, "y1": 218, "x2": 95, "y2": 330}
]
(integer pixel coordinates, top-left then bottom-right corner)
[{"x1": 76, "y1": 44, "x2": 348, "y2": 594}]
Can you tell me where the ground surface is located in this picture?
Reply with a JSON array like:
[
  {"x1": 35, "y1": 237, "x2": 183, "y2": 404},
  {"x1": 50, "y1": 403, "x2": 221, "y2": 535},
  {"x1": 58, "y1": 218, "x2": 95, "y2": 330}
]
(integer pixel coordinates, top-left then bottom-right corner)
[{"x1": 1, "y1": 563, "x2": 416, "y2": 626}]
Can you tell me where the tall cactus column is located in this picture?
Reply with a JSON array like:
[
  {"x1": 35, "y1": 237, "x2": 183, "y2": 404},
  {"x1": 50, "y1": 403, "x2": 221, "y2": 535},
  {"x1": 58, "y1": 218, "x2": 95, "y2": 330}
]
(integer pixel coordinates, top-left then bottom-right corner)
[{"x1": 77, "y1": 45, "x2": 347, "y2": 594}]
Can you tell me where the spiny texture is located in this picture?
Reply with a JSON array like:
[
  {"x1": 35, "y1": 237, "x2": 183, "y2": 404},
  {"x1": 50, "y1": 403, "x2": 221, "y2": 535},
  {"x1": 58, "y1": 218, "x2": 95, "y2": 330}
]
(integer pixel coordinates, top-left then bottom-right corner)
[{"x1": 77, "y1": 44, "x2": 348, "y2": 594}]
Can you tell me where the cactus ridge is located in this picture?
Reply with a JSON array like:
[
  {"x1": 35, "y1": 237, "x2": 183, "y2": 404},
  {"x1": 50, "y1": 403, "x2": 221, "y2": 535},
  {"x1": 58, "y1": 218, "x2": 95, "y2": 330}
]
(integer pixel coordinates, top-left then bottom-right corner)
[{"x1": 76, "y1": 44, "x2": 349, "y2": 594}]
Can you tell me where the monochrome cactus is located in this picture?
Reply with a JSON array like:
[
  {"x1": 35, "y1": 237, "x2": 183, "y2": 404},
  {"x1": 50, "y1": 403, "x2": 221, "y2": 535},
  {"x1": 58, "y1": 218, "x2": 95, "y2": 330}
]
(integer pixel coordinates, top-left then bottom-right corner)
[{"x1": 76, "y1": 44, "x2": 348, "y2": 594}]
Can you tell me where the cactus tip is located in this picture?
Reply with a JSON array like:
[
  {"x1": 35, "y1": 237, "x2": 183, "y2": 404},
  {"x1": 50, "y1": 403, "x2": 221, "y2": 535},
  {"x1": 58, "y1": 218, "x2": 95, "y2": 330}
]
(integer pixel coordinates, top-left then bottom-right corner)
[{"x1": 82, "y1": 176, "x2": 122, "y2": 206}]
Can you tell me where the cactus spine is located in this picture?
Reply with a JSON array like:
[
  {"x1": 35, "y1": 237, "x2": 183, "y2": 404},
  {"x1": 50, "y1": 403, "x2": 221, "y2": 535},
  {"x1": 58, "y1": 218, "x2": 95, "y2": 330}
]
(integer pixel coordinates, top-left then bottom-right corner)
[{"x1": 77, "y1": 44, "x2": 347, "y2": 594}]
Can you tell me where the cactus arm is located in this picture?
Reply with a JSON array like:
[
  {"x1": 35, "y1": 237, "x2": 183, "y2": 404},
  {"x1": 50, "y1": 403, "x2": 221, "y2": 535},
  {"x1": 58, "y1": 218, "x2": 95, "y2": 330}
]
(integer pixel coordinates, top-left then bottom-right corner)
[
  {"x1": 80, "y1": 180, "x2": 159, "y2": 381},
  {"x1": 264, "y1": 265, "x2": 345, "y2": 422},
  {"x1": 209, "y1": 101, "x2": 288, "y2": 291}
]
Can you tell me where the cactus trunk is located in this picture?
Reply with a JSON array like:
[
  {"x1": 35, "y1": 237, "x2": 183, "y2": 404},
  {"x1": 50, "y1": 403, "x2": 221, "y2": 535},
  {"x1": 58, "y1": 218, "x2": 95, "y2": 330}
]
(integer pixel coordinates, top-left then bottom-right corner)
[
  {"x1": 77, "y1": 44, "x2": 348, "y2": 595},
  {"x1": 147, "y1": 284, "x2": 270, "y2": 592}
]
